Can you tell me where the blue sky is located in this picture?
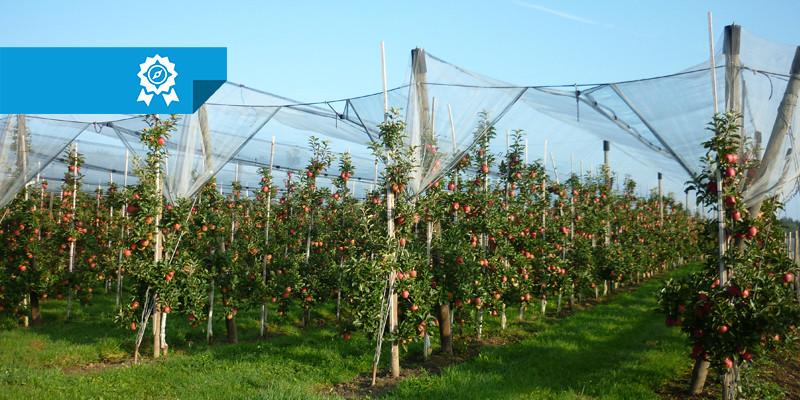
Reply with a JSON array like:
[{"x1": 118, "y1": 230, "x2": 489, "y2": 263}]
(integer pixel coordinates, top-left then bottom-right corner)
[
  {"x1": 3, "y1": 1, "x2": 800, "y2": 217},
  {"x1": 2, "y1": 1, "x2": 798, "y2": 102}
]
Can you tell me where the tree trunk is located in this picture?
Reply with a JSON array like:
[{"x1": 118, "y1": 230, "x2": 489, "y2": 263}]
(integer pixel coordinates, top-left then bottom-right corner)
[
  {"x1": 153, "y1": 301, "x2": 161, "y2": 358},
  {"x1": 260, "y1": 303, "x2": 268, "y2": 339},
  {"x1": 423, "y1": 331, "x2": 431, "y2": 361},
  {"x1": 160, "y1": 311, "x2": 168, "y2": 355},
  {"x1": 500, "y1": 304, "x2": 507, "y2": 330},
  {"x1": 557, "y1": 291, "x2": 562, "y2": 312},
  {"x1": 29, "y1": 292, "x2": 42, "y2": 327},
  {"x1": 66, "y1": 290, "x2": 72, "y2": 319},
  {"x1": 689, "y1": 359, "x2": 710, "y2": 394},
  {"x1": 722, "y1": 370, "x2": 733, "y2": 400},
  {"x1": 476, "y1": 308, "x2": 483, "y2": 340},
  {"x1": 226, "y1": 314, "x2": 238, "y2": 344},
  {"x1": 438, "y1": 303, "x2": 453, "y2": 355}
]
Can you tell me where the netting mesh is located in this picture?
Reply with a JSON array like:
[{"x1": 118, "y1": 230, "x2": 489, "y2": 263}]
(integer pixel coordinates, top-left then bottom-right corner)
[
  {"x1": 0, "y1": 27, "x2": 798, "y2": 211},
  {"x1": 0, "y1": 115, "x2": 88, "y2": 207}
]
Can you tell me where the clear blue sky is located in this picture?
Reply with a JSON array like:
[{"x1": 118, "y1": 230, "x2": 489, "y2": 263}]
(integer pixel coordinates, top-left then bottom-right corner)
[{"x1": 2, "y1": 1, "x2": 798, "y2": 102}]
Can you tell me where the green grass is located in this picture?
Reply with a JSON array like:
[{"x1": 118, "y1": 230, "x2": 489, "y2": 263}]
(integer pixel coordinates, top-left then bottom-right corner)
[
  {"x1": 384, "y1": 267, "x2": 699, "y2": 400},
  {"x1": 0, "y1": 294, "x2": 373, "y2": 399},
  {"x1": 0, "y1": 266, "x2": 699, "y2": 399}
]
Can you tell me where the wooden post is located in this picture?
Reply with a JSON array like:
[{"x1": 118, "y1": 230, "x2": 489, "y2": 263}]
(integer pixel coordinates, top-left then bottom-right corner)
[
  {"x1": 604, "y1": 140, "x2": 610, "y2": 247},
  {"x1": 747, "y1": 45, "x2": 800, "y2": 217},
  {"x1": 17, "y1": 115, "x2": 27, "y2": 180},
  {"x1": 658, "y1": 172, "x2": 663, "y2": 220},
  {"x1": 724, "y1": 25, "x2": 741, "y2": 115},
  {"x1": 260, "y1": 137, "x2": 275, "y2": 339},
  {"x1": 440, "y1": 109, "x2": 455, "y2": 355},
  {"x1": 685, "y1": 190, "x2": 690, "y2": 215},
  {"x1": 198, "y1": 105, "x2": 213, "y2": 171},
  {"x1": 153, "y1": 163, "x2": 165, "y2": 357},
  {"x1": 116, "y1": 149, "x2": 129, "y2": 309},
  {"x1": 66, "y1": 143, "x2": 78, "y2": 319}
]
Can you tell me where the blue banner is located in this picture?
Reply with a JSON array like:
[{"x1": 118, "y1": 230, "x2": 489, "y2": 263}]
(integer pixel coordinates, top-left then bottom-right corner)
[{"x1": 0, "y1": 47, "x2": 226, "y2": 114}]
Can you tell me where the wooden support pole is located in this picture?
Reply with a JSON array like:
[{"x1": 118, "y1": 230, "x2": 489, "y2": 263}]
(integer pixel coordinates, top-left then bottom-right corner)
[
  {"x1": 260, "y1": 136, "x2": 275, "y2": 339},
  {"x1": 747, "y1": 45, "x2": 800, "y2": 217},
  {"x1": 658, "y1": 172, "x2": 663, "y2": 220}
]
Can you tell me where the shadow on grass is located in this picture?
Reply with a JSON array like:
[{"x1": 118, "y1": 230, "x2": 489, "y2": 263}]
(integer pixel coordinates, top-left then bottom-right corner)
[{"x1": 384, "y1": 272, "x2": 693, "y2": 400}]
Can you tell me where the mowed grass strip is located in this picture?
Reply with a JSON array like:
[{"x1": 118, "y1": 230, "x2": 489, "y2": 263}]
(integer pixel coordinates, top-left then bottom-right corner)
[
  {"x1": 0, "y1": 295, "x2": 372, "y2": 400},
  {"x1": 384, "y1": 266, "x2": 698, "y2": 400},
  {"x1": 0, "y1": 265, "x2": 697, "y2": 400}
]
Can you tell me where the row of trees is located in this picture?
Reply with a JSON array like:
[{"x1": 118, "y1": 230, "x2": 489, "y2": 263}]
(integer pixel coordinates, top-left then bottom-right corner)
[
  {"x1": 1, "y1": 112, "x2": 701, "y2": 371},
  {"x1": 658, "y1": 113, "x2": 800, "y2": 399}
]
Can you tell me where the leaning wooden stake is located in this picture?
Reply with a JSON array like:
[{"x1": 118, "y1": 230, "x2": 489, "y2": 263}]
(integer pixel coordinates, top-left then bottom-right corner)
[{"x1": 66, "y1": 143, "x2": 78, "y2": 319}]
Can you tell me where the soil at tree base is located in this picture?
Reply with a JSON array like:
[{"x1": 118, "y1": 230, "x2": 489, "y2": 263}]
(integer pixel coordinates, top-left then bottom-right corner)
[{"x1": 658, "y1": 345, "x2": 800, "y2": 399}]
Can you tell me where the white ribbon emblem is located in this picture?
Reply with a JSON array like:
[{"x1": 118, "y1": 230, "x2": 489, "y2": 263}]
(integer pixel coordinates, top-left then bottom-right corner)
[{"x1": 137, "y1": 55, "x2": 179, "y2": 106}]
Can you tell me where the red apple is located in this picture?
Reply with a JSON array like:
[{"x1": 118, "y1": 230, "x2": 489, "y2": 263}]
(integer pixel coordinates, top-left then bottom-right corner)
[
  {"x1": 448, "y1": 183, "x2": 455, "y2": 191},
  {"x1": 718, "y1": 325, "x2": 728, "y2": 334},
  {"x1": 724, "y1": 153, "x2": 738, "y2": 164},
  {"x1": 783, "y1": 273, "x2": 793, "y2": 283},
  {"x1": 402, "y1": 290, "x2": 409, "y2": 298}
]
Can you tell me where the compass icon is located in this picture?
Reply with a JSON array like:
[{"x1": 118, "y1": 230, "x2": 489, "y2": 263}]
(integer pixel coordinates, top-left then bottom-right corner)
[{"x1": 147, "y1": 63, "x2": 168, "y2": 86}]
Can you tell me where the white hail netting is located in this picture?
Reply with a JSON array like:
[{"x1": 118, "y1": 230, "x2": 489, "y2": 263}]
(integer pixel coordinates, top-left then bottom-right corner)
[
  {"x1": 0, "y1": 27, "x2": 798, "y2": 210},
  {"x1": 0, "y1": 115, "x2": 88, "y2": 208},
  {"x1": 393, "y1": 29, "x2": 800, "y2": 206}
]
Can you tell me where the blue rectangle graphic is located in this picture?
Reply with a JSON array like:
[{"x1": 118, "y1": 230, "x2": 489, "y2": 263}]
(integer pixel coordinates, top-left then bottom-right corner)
[{"x1": 0, "y1": 47, "x2": 226, "y2": 114}]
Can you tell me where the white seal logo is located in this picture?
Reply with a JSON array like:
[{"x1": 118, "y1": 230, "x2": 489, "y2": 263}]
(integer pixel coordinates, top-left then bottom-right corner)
[{"x1": 137, "y1": 55, "x2": 179, "y2": 106}]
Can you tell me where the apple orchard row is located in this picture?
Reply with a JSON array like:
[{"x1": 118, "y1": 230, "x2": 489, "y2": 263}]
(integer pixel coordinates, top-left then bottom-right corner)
[{"x1": 0, "y1": 113, "x2": 702, "y2": 350}]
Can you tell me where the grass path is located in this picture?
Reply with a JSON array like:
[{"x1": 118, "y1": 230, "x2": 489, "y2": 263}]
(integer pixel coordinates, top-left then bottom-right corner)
[
  {"x1": 384, "y1": 267, "x2": 697, "y2": 400},
  {"x1": 0, "y1": 266, "x2": 697, "y2": 399}
]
